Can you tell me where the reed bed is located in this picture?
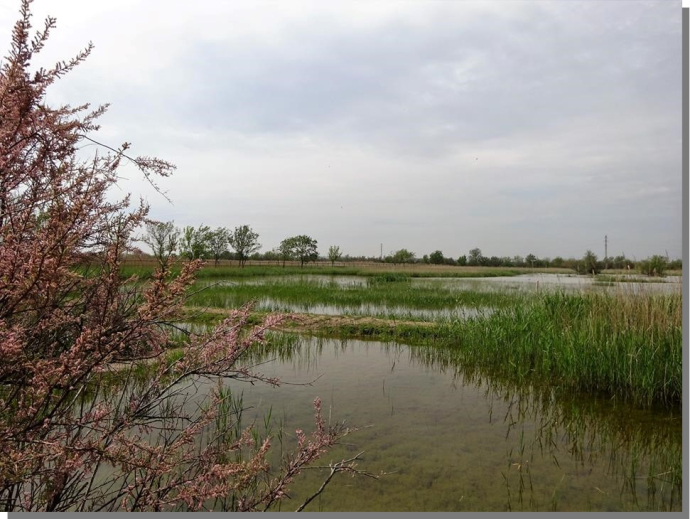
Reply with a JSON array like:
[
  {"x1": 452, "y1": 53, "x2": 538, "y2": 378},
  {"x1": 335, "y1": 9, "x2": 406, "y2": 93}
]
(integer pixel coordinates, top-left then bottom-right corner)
[
  {"x1": 185, "y1": 277, "x2": 523, "y2": 315},
  {"x1": 305, "y1": 289, "x2": 682, "y2": 407},
  {"x1": 118, "y1": 263, "x2": 535, "y2": 280}
]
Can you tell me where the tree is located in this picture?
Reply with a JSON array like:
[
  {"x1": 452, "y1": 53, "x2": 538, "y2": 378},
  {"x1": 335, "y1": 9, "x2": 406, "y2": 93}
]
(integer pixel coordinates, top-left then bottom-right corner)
[
  {"x1": 141, "y1": 220, "x2": 179, "y2": 269},
  {"x1": 207, "y1": 227, "x2": 230, "y2": 266},
  {"x1": 179, "y1": 224, "x2": 211, "y2": 260},
  {"x1": 283, "y1": 235, "x2": 318, "y2": 267},
  {"x1": 457, "y1": 255, "x2": 467, "y2": 266},
  {"x1": 0, "y1": 3, "x2": 346, "y2": 511},
  {"x1": 525, "y1": 254, "x2": 537, "y2": 268},
  {"x1": 638, "y1": 255, "x2": 668, "y2": 277},
  {"x1": 392, "y1": 249, "x2": 415, "y2": 265},
  {"x1": 429, "y1": 250, "x2": 444, "y2": 265},
  {"x1": 228, "y1": 225, "x2": 261, "y2": 267},
  {"x1": 328, "y1": 245, "x2": 342, "y2": 267},
  {"x1": 278, "y1": 238, "x2": 295, "y2": 267},
  {"x1": 468, "y1": 248, "x2": 483, "y2": 266},
  {"x1": 583, "y1": 250, "x2": 599, "y2": 275}
]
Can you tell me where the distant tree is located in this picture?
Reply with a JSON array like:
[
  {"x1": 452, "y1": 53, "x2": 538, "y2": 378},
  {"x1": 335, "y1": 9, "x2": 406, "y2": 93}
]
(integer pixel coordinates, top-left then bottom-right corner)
[
  {"x1": 264, "y1": 249, "x2": 280, "y2": 263},
  {"x1": 513, "y1": 255, "x2": 525, "y2": 267},
  {"x1": 488, "y1": 256, "x2": 501, "y2": 267},
  {"x1": 207, "y1": 227, "x2": 230, "y2": 266},
  {"x1": 457, "y1": 255, "x2": 467, "y2": 266},
  {"x1": 551, "y1": 256, "x2": 565, "y2": 268},
  {"x1": 468, "y1": 248, "x2": 483, "y2": 266},
  {"x1": 638, "y1": 255, "x2": 668, "y2": 277},
  {"x1": 429, "y1": 250, "x2": 444, "y2": 265},
  {"x1": 229, "y1": 225, "x2": 261, "y2": 267},
  {"x1": 328, "y1": 245, "x2": 342, "y2": 267},
  {"x1": 142, "y1": 220, "x2": 179, "y2": 269},
  {"x1": 393, "y1": 248, "x2": 415, "y2": 265},
  {"x1": 500, "y1": 256, "x2": 513, "y2": 267},
  {"x1": 290, "y1": 235, "x2": 319, "y2": 267},
  {"x1": 421, "y1": 254, "x2": 429, "y2": 264},
  {"x1": 525, "y1": 254, "x2": 537, "y2": 268},
  {"x1": 279, "y1": 238, "x2": 296, "y2": 267},
  {"x1": 582, "y1": 250, "x2": 599, "y2": 275},
  {"x1": 667, "y1": 258, "x2": 682, "y2": 271},
  {"x1": 179, "y1": 224, "x2": 211, "y2": 260}
]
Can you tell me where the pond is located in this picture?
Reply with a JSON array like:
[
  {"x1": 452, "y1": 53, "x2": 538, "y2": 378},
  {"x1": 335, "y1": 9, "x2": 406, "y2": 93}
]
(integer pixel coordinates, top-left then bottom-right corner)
[{"x1": 189, "y1": 335, "x2": 681, "y2": 512}]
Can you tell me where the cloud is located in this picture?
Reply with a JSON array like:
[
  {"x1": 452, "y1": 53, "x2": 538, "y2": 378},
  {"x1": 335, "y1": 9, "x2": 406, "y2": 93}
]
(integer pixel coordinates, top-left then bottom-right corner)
[{"x1": 0, "y1": 0, "x2": 681, "y2": 258}]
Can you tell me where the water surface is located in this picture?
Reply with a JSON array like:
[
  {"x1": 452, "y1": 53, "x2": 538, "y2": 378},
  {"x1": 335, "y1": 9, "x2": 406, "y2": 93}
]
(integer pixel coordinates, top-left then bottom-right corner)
[{"x1": 200, "y1": 336, "x2": 681, "y2": 512}]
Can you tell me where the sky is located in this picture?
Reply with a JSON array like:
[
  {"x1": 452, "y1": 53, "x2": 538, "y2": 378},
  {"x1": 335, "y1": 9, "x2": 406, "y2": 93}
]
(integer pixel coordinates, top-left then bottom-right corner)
[{"x1": 0, "y1": 0, "x2": 682, "y2": 260}]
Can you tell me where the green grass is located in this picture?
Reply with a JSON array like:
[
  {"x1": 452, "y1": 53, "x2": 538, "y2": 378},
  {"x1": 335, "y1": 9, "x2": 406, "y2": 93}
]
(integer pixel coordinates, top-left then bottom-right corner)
[
  {"x1": 185, "y1": 277, "x2": 523, "y2": 318},
  {"x1": 118, "y1": 263, "x2": 542, "y2": 281},
  {"x1": 280, "y1": 291, "x2": 682, "y2": 407}
]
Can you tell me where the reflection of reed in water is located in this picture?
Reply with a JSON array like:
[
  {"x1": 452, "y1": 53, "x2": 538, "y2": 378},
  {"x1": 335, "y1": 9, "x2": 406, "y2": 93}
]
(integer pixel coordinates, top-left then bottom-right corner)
[
  {"x1": 399, "y1": 341, "x2": 682, "y2": 512},
  {"x1": 247, "y1": 334, "x2": 681, "y2": 511}
]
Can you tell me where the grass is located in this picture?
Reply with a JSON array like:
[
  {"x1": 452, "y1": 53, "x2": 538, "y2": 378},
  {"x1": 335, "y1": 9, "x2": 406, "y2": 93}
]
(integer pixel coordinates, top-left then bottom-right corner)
[
  {"x1": 285, "y1": 290, "x2": 682, "y2": 407},
  {"x1": 185, "y1": 277, "x2": 523, "y2": 319},
  {"x1": 595, "y1": 275, "x2": 674, "y2": 284},
  {"x1": 118, "y1": 261, "x2": 571, "y2": 281},
  {"x1": 120, "y1": 267, "x2": 683, "y2": 408}
]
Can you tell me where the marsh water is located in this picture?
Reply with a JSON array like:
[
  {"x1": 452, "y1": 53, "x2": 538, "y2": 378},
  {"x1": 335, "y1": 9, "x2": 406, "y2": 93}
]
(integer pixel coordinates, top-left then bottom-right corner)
[
  {"x1": 192, "y1": 335, "x2": 681, "y2": 512},
  {"x1": 197, "y1": 273, "x2": 682, "y2": 295}
]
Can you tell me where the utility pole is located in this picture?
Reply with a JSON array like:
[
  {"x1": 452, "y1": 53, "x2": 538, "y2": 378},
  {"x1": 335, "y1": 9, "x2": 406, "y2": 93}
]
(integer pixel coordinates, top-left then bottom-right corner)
[
  {"x1": 380, "y1": 243, "x2": 383, "y2": 261},
  {"x1": 604, "y1": 235, "x2": 608, "y2": 270}
]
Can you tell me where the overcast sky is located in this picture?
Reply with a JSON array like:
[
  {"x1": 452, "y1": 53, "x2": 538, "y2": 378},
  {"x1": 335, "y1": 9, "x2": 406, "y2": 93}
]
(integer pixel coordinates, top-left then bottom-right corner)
[{"x1": 0, "y1": 0, "x2": 682, "y2": 259}]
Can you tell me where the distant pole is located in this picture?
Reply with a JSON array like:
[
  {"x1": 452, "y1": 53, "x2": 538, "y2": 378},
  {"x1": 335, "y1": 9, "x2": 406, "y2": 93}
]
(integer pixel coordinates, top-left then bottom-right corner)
[
  {"x1": 604, "y1": 235, "x2": 608, "y2": 269},
  {"x1": 380, "y1": 243, "x2": 383, "y2": 261}
]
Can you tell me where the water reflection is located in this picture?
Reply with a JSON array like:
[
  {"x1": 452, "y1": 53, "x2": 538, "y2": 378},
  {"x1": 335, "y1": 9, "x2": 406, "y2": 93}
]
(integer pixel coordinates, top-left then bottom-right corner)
[{"x1": 218, "y1": 335, "x2": 682, "y2": 512}]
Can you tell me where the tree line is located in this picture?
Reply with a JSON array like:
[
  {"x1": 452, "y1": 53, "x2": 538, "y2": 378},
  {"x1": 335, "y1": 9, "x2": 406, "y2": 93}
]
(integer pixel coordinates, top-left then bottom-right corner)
[
  {"x1": 142, "y1": 223, "x2": 680, "y2": 276},
  {"x1": 142, "y1": 221, "x2": 340, "y2": 268}
]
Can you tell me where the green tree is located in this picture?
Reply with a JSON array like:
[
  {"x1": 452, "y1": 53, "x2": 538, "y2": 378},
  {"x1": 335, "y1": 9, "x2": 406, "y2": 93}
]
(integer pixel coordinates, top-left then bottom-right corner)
[
  {"x1": 457, "y1": 255, "x2": 467, "y2": 266},
  {"x1": 393, "y1": 248, "x2": 415, "y2": 264},
  {"x1": 179, "y1": 224, "x2": 211, "y2": 260},
  {"x1": 582, "y1": 250, "x2": 599, "y2": 275},
  {"x1": 229, "y1": 225, "x2": 261, "y2": 267},
  {"x1": 278, "y1": 238, "x2": 295, "y2": 267},
  {"x1": 328, "y1": 245, "x2": 342, "y2": 266},
  {"x1": 290, "y1": 235, "x2": 319, "y2": 267},
  {"x1": 638, "y1": 255, "x2": 667, "y2": 277},
  {"x1": 429, "y1": 250, "x2": 444, "y2": 265},
  {"x1": 207, "y1": 227, "x2": 230, "y2": 266},
  {"x1": 468, "y1": 248, "x2": 483, "y2": 266}
]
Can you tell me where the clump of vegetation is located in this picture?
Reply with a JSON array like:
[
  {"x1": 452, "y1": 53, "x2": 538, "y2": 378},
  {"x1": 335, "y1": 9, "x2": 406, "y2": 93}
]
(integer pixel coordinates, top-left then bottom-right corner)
[
  {"x1": 292, "y1": 290, "x2": 681, "y2": 407},
  {"x1": 366, "y1": 272, "x2": 411, "y2": 284},
  {"x1": 638, "y1": 255, "x2": 668, "y2": 277}
]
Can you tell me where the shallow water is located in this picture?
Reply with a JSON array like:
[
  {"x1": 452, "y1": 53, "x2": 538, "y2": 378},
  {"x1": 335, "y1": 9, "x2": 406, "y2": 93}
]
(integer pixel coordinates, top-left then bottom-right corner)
[
  {"x1": 411, "y1": 273, "x2": 681, "y2": 294},
  {"x1": 197, "y1": 273, "x2": 681, "y2": 295},
  {"x1": 251, "y1": 297, "x2": 491, "y2": 320},
  {"x1": 191, "y1": 336, "x2": 681, "y2": 512}
]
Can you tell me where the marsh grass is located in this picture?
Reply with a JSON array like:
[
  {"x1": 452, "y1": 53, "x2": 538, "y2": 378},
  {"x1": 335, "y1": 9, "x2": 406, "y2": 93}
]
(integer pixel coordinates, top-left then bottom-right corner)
[
  {"x1": 282, "y1": 290, "x2": 682, "y2": 407},
  {"x1": 185, "y1": 277, "x2": 522, "y2": 316},
  {"x1": 118, "y1": 263, "x2": 541, "y2": 281}
]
